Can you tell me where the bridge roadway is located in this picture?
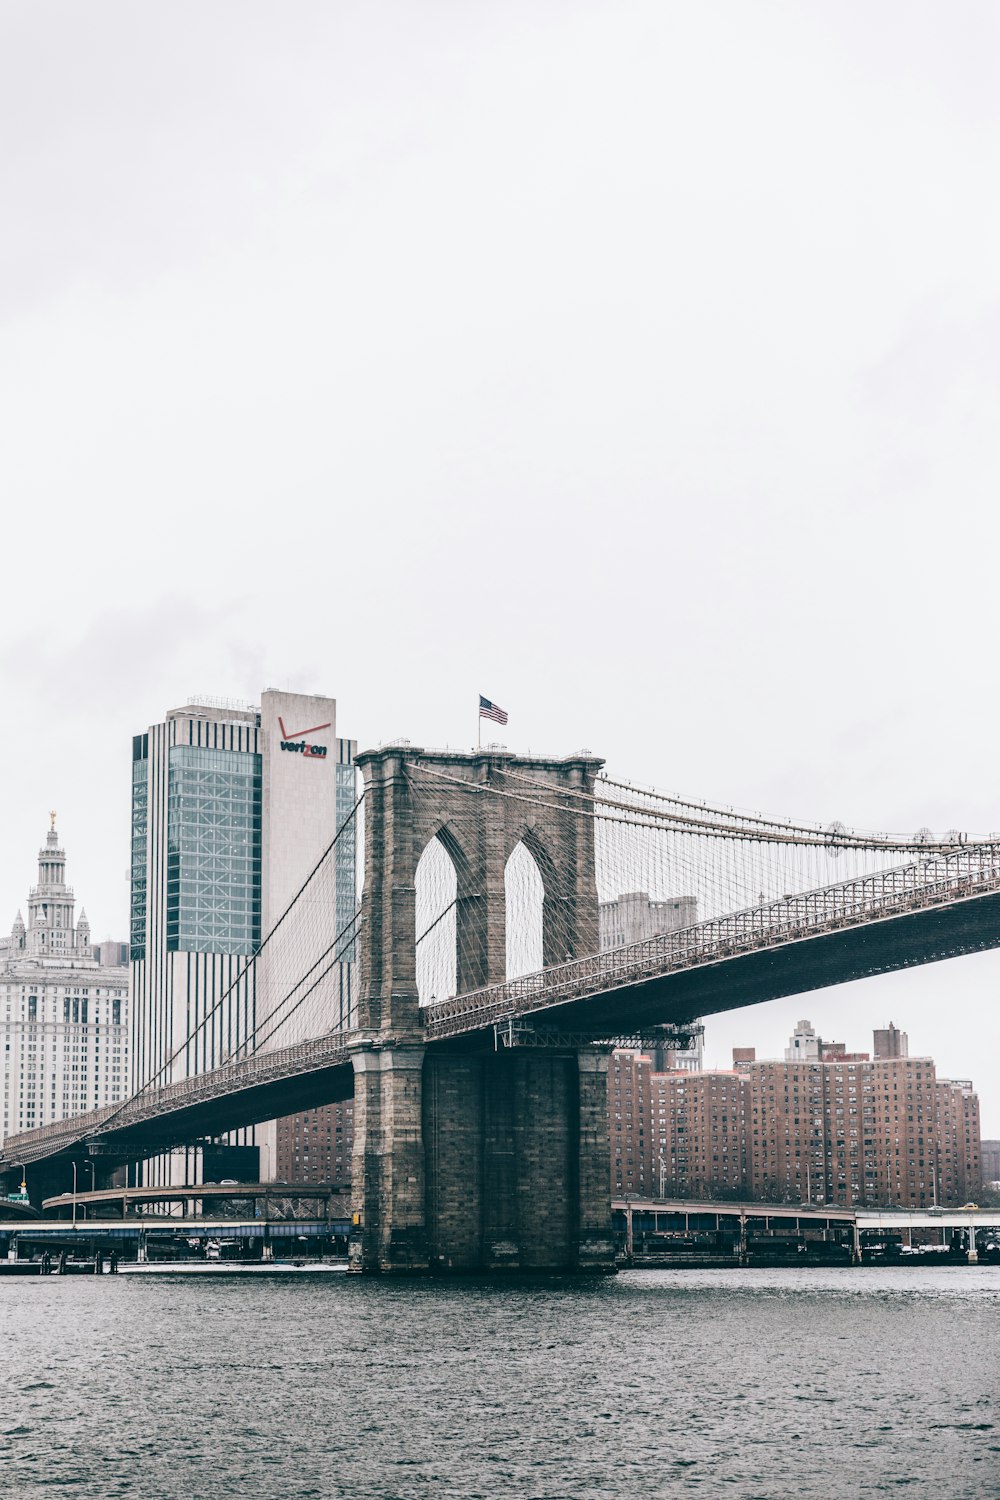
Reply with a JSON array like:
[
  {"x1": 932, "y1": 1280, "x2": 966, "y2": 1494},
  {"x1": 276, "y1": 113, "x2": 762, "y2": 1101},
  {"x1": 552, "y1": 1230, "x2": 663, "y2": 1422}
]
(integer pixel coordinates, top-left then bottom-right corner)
[
  {"x1": 4, "y1": 845, "x2": 1000, "y2": 1176},
  {"x1": 614, "y1": 1198, "x2": 1000, "y2": 1232},
  {"x1": 0, "y1": 1217, "x2": 351, "y2": 1247},
  {"x1": 4, "y1": 1202, "x2": 993, "y2": 1262},
  {"x1": 40, "y1": 1181, "x2": 350, "y2": 1218},
  {"x1": 425, "y1": 848, "x2": 1000, "y2": 1039},
  {"x1": 1, "y1": 1033, "x2": 355, "y2": 1169}
]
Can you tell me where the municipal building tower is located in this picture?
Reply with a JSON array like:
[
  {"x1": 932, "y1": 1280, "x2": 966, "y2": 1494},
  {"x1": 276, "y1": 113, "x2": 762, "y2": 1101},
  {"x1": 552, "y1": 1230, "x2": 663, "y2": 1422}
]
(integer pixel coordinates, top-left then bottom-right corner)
[{"x1": 1, "y1": 817, "x2": 128, "y2": 1141}]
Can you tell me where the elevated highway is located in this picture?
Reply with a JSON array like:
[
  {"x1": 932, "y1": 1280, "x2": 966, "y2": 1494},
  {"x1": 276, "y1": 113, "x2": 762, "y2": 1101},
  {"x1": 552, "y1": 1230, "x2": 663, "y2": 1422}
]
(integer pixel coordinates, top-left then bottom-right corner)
[
  {"x1": 616, "y1": 1198, "x2": 1000, "y2": 1264},
  {"x1": 41, "y1": 1180, "x2": 349, "y2": 1218},
  {"x1": 614, "y1": 1197, "x2": 1000, "y2": 1232},
  {"x1": 0, "y1": 1217, "x2": 351, "y2": 1249}
]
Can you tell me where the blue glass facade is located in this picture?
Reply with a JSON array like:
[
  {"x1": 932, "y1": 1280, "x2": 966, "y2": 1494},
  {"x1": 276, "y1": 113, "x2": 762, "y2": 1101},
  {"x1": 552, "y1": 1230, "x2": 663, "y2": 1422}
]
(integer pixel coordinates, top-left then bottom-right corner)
[
  {"x1": 129, "y1": 702, "x2": 356, "y2": 1140},
  {"x1": 335, "y1": 761, "x2": 358, "y2": 961},
  {"x1": 165, "y1": 746, "x2": 262, "y2": 956}
]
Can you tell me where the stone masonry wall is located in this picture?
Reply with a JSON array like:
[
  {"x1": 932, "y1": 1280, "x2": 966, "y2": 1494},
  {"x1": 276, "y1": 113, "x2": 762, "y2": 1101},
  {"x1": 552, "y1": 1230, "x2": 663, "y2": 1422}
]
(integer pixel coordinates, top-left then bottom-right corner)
[{"x1": 422, "y1": 1049, "x2": 613, "y2": 1272}]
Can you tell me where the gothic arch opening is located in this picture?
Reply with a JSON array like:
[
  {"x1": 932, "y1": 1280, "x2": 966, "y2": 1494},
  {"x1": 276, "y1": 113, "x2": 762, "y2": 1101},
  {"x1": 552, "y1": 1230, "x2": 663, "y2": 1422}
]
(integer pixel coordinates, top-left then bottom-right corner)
[
  {"x1": 505, "y1": 840, "x2": 545, "y2": 980},
  {"x1": 415, "y1": 835, "x2": 458, "y2": 1004}
]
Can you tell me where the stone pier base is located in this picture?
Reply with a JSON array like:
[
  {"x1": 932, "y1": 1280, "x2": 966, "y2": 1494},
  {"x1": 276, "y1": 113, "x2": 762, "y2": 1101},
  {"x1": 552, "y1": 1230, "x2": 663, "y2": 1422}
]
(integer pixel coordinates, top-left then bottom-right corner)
[
  {"x1": 349, "y1": 1041, "x2": 615, "y2": 1274},
  {"x1": 349, "y1": 1040, "x2": 429, "y2": 1274}
]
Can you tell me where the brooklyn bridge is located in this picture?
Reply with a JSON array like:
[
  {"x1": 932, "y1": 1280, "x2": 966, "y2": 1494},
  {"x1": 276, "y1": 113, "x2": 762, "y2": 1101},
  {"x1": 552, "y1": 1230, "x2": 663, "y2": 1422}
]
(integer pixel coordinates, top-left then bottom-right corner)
[{"x1": 4, "y1": 745, "x2": 999, "y2": 1273}]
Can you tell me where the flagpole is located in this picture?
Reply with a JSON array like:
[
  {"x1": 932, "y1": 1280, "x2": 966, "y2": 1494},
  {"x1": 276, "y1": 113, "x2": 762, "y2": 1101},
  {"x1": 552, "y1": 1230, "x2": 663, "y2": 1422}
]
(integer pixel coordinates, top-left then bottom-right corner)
[{"x1": 477, "y1": 697, "x2": 481, "y2": 751}]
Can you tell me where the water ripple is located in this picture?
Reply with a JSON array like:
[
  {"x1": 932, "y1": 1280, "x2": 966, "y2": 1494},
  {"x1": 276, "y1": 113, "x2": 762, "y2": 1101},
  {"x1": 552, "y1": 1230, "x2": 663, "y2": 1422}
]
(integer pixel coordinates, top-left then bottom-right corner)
[{"x1": 0, "y1": 1267, "x2": 997, "y2": 1498}]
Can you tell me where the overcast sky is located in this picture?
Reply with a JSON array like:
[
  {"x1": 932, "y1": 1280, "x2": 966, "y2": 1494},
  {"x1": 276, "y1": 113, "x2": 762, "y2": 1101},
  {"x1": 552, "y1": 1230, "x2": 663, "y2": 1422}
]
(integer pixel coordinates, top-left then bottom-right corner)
[{"x1": 3, "y1": 3, "x2": 999, "y2": 1129}]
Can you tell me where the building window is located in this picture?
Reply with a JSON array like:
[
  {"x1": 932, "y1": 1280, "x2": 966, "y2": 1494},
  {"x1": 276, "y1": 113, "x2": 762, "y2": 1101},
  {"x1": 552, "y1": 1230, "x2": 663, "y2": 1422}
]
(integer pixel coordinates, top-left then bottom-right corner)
[
  {"x1": 335, "y1": 762, "x2": 358, "y2": 962},
  {"x1": 165, "y1": 745, "x2": 262, "y2": 955},
  {"x1": 130, "y1": 747, "x2": 149, "y2": 961}
]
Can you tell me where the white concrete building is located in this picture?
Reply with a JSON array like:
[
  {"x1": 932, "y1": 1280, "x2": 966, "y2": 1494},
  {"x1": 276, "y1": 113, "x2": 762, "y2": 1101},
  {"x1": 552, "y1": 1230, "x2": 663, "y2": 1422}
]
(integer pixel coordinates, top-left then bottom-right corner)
[
  {"x1": 599, "y1": 890, "x2": 698, "y2": 950},
  {"x1": 129, "y1": 691, "x2": 357, "y2": 1183},
  {"x1": 1, "y1": 818, "x2": 128, "y2": 1143},
  {"x1": 598, "y1": 889, "x2": 703, "y2": 1071},
  {"x1": 784, "y1": 1018, "x2": 823, "y2": 1062}
]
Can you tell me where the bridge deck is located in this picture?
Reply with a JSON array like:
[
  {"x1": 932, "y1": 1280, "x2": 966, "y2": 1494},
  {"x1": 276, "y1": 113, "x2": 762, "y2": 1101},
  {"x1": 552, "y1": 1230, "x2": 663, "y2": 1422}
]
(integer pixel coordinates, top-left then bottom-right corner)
[
  {"x1": 3, "y1": 1034, "x2": 354, "y2": 1167},
  {"x1": 425, "y1": 857, "x2": 1000, "y2": 1039},
  {"x1": 615, "y1": 1199, "x2": 1000, "y2": 1230},
  {"x1": 1, "y1": 1218, "x2": 350, "y2": 1239},
  {"x1": 41, "y1": 1182, "x2": 350, "y2": 1213},
  {"x1": 5, "y1": 850, "x2": 1000, "y2": 1176}
]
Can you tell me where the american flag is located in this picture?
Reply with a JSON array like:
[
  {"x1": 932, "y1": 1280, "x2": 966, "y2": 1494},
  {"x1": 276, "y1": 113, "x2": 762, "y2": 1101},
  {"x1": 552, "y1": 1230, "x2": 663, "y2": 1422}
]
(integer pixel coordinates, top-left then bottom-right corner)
[{"x1": 479, "y1": 695, "x2": 508, "y2": 726}]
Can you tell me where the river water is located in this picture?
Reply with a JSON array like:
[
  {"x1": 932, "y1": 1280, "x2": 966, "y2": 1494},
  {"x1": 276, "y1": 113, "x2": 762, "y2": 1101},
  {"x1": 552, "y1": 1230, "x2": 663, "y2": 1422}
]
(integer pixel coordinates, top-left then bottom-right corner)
[{"x1": 1, "y1": 1267, "x2": 997, "y2": 1499}]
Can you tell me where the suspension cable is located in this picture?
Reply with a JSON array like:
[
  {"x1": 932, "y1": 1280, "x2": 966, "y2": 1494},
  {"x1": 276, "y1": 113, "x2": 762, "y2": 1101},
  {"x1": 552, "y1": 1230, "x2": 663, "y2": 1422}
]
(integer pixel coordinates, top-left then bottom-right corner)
[
  {"x1": 416, "y1": 897, "x2": 460, "y2": 947},
  {"x1": 231, "y1": 910, "x2": 362, "y2": 1060},
  {"x1": 242, "y1": 912, "x2": 362, "y2": 1058},
  {"x1": 95, "y1": 794, "x2": 365, "y2": 1137},
  {"x1": 497, "y1": 765, "x2": 985, "y2": 854},
  {"x1": 406, "y1": 759, "x2": 965, "y2": 853}
]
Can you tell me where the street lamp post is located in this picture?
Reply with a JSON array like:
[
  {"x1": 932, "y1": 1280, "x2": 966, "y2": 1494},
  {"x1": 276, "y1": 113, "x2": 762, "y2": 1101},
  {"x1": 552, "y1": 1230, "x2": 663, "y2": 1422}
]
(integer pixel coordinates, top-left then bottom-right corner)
[
  {"x1": 967, "y1": 1215, "x2": 979, "y2": 1265},
  {"x1": 69, "y1": 1160, "x2": 96, "y2": 1230},
  {"x1": 6, "y1": 1166, "x2": 28, "y2": 1263}
]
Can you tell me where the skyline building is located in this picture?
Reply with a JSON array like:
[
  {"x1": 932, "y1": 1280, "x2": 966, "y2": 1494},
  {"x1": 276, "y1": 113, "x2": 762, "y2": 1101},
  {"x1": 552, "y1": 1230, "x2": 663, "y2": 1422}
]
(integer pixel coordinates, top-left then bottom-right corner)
[
  {"x1": 982, "y1": 1139, "x2": 1000, "y2": 1186},
  {"x1": 784, "y1": 1018, "x2": 822, "y2": 1062},
  {"x1": 782, "y1": 1019, "x2": 869, "y2": 1065},
  {"x1": 873, "y1": 1022, "x2": 908, "y2": 1060},
  {"x1": 737, "y1": 1045, "x2": 981, "y2": 1209},
  {"x1": 129, "y1": 690, "x2": 357, "y2": 1183},
  {"x1": 612, "y1": 1018, "x2": 982, "y2": 1208},
  {"x1": 598, "y1": 890, "x2": 698, "y2": 949},
  {"x1": 275, "y1": 1097, "x2": 354, "y2": 1188},
  {"x1": 599, "y1": 890, "x2": 703, "y2": 1070},
  {"x1": 1, "y1": 818, "x2": 128, "y2": 1142}
]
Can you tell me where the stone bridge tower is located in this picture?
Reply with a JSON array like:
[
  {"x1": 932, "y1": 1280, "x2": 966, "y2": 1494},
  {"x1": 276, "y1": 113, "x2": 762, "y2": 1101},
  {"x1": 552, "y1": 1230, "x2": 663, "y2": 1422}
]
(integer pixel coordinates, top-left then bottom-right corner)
[{"x1": 349, "y1": 747, "x2": 615, "y2": 1275}]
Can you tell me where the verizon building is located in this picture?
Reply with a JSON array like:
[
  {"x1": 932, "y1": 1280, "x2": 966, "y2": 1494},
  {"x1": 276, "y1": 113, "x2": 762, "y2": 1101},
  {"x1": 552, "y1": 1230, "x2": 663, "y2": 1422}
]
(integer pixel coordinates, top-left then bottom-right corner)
[{"x1": 130, "y1": 690, "x2": 357, "y2": 1183}]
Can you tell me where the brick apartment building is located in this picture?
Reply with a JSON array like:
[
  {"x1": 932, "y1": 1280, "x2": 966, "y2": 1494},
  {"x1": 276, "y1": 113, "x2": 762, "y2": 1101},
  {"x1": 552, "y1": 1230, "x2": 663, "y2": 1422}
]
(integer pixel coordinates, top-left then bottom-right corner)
[
  {"x1": 273, "y1": 1021, "x2": 981, "y2": 1209},
  {"x1": 610, "y1": 1053, "x2": 748, "y2": 1200},
  {"x1": 742, "y1": 1053, "x2": 977, "y2": 1208},
  {"x1": 610, "y1": 1050, "x2": 654, "y2": 1197},
  {"x1": 653, "y1": 1067, "x2": 748, "y2": 1199},
  {"x1": 275, "y1": 1099, "x2": 354, "y2": 1188},
  {"x1": 611, "y1": 1019, "x2": 982, "y2": 1209},
  {"x1": 982, "y1": 1139, "x2": 1000, "y2": 1185},
  {"x1": 935, "y1": 1078, "x2": 981, "y2": 1205}
]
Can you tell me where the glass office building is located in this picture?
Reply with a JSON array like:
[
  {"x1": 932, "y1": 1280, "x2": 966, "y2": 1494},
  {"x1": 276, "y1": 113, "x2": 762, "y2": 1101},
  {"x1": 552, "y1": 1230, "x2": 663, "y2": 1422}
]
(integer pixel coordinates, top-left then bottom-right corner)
[
  {"x1": 129, "y1": 691, "x2": 356, "y2": 1185},
  {"x1": 164, "y1": 745, "x2": 262, "y2": 955}
]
